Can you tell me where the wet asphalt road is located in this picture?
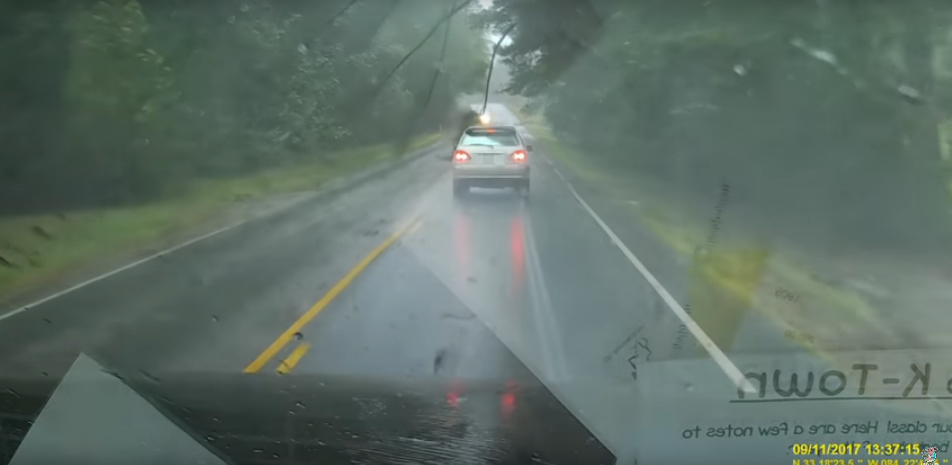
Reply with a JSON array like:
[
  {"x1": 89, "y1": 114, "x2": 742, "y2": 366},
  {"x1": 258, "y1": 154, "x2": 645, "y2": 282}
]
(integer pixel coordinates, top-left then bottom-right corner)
[{"x1": 0, "y1": 104, "x2": 770, "y2": 463}]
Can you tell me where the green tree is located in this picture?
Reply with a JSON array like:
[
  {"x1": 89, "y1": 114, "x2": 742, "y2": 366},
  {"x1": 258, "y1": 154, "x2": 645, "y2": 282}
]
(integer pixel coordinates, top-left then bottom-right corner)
[
  {"x1": 63, "y1": 0, "x2": 180, "y2": 202},
  {"x1": 482, "y1": 0, "x2": 952, "y2": 253},
  {"x1": 0, "y1": 0, "x2": 489, "y2": 213}
]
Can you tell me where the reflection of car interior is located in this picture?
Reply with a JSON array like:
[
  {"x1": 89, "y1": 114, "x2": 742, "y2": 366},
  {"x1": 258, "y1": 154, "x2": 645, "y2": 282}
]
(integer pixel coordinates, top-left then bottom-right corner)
[
  {"x1": 452, "y1": 126, "x2": 532, "y2": 198},
  {"x1": 3, "y1": 354, "x2": 613, "y2": 465}
]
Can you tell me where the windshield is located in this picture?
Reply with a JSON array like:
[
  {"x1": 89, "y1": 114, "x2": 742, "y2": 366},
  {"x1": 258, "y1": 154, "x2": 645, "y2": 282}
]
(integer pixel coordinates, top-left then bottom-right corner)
[
  {"x1": 460, "y1": 128, "x2": 520, "y2": 146},
  {"x1": 2, "y1": 0, "x2": 952, "y2": 464}
]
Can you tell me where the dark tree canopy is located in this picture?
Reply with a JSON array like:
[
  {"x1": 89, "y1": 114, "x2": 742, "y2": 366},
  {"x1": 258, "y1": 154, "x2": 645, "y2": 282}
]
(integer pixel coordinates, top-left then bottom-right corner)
[
  {"x1": 481, "y1": 0, "x2": 952, "y2": 255},
  {"x1": 0, "y1": 0, "x2": 488, "y2": 213}
]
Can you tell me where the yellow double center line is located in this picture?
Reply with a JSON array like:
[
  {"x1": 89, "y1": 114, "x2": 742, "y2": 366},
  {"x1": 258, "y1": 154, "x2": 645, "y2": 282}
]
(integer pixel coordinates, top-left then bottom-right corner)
[
  {"x1": 276, "y1": 342, "x2": 311, "y2": 375},
  {"x1": 243, "y1": 218, "x2": 420, "y2": 374}
]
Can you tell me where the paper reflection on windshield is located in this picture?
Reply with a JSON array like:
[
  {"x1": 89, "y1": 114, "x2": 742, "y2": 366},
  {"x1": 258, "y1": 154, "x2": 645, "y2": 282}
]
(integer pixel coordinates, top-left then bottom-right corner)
[
  {"x1": 11, "y1": 353, "x2": 226, "y2": 465},
  {"x1": 633, "y1": 349, "x2": 952, "y2": 464}
]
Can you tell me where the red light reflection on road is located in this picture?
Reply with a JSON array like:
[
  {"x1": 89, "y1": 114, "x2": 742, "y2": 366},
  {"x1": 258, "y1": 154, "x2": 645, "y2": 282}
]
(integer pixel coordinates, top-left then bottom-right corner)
[
  {"x1": 501, "y1": 380, "x2": 518, "y2": 420},
  {"x1": 446, "y1": 391, "x2": 460, "y2": 408},
  {"x1": 509, "y1": 216, "x2": 525, "y2": 296},
  {"x1": 447, "y1": 379, "x2": 464, "y2": 409},
  {"x1": 453, "y1": 213, "x2": 470, "y2": 282}
]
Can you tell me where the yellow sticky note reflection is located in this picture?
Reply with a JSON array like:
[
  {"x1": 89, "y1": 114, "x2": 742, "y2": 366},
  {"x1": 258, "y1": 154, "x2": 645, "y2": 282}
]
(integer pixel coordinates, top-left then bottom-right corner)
[{"x1": 687, "y1": 246, "x2": 770, "y2": 357}]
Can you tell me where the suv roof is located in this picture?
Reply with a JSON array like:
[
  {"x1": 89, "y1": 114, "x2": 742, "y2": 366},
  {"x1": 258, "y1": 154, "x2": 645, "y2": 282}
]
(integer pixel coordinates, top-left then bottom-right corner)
[{"x1": 464, "y1": 125, "x2": 518, "y2": 132}]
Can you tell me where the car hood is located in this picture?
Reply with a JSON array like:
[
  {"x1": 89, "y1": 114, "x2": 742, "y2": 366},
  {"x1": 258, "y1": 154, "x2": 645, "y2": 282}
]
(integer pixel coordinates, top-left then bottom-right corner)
[{"x1": 3, "y1": 354, "x2": 614, "y2": 465}]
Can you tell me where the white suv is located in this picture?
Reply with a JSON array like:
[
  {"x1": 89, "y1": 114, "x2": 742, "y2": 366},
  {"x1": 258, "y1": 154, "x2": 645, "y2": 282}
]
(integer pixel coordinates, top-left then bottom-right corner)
[{"x1": 451, "y1": 125, "x2": 532, "y2": 197}]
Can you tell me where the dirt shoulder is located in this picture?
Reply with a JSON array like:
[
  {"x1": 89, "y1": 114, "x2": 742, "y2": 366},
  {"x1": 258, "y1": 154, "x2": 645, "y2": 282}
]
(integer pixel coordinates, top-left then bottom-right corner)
[
  {"x1": 0, "y1": 133, "x2": 444, "y2": 312},
  {"x1": 521, "y1": 115, "x2": 952, "y2": 356}
]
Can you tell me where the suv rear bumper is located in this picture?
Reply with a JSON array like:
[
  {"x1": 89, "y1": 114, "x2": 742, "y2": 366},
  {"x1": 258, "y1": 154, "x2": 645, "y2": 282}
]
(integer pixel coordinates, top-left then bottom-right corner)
[{"x1": 452, "y1": 164, "x2": 529, "y2": 181}]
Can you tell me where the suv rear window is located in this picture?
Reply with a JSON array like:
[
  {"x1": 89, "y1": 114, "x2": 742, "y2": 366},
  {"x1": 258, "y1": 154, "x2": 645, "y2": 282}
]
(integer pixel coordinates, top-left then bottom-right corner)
[{"x1": 460, "y1": 128, "x2": 520, "y2": 147}]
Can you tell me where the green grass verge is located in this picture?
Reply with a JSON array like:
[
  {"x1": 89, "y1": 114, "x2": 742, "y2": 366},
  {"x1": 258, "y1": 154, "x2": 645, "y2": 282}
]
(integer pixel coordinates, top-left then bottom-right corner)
[
  {"x1": 0, "y1": 132, "x2": 441, "y2": 301},
  {"x1": 529, "y1": 125, "x2": 891, "y2": 357}
]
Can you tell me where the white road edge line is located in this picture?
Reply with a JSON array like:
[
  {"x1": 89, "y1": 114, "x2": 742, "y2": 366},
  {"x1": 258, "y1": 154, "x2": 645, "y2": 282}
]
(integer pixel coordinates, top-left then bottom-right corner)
[
  {"x1": 524, "y1": 215, "x2": 623, "y2": 459},
  {"x1": 523, "y1": 213, "x2": 570, "y2": 381},
  {"x1": 0, "y1": 221, "x2": 245, "y2": 323},
  {"x1": 549, "y1": 159, "x2": 756, "y2": 394}
]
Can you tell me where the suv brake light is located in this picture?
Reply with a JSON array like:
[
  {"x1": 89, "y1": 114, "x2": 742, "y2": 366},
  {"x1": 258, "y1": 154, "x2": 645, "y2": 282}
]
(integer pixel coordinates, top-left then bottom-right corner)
[
  {"x1": 511, "y1": 150, "x2": 528, "y2": 162},
  {"x1": 453, "y1": 150, "x2": 470, "y2": 162}
]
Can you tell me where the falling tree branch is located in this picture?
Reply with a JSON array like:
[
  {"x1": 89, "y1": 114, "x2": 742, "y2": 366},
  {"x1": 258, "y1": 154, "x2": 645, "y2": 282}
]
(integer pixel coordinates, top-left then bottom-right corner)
[
  {"x1": 387, "y1": 0, "x2": 466, "y2": 155},
  {"x1": 393, "y1": 0, "x2": 458, "y2": 154},
  {"x1": 369, "y1": 0, "x2": 475, "y2": 101},
  {"x1": 310, "y1": 0, "x2": 399, "y2": 52},
  {"x1": 314, "y1": 0, "x2": 361, "y2": 43},
  {"x1": 422, "y1": 0, "x2": 456, "y2": 111},
  {"x1": 329, "y1": 0, "x2": 361, "y2": 26},
  {"x1": 481, "y1": 23, "x2": 516, "y2": 115}
]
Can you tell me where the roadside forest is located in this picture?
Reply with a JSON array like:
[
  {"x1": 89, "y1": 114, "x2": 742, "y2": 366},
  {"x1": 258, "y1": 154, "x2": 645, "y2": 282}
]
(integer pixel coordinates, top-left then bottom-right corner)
[
  {"x1": 483, "y1": 0, "x2": 952, "y2": 255},
  {"x1": 0, "y1": 0, "x2": 488, "y2": 214}
]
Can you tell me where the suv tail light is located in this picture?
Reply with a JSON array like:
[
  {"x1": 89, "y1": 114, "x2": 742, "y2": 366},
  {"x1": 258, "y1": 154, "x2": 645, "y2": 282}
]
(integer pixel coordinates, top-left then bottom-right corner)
[
  {"x1": 453, "y1": 150, "x2": 470, "y2": 162},
  {"x1": 510, "y1": 150, "x2": 528, "y2": 162}
]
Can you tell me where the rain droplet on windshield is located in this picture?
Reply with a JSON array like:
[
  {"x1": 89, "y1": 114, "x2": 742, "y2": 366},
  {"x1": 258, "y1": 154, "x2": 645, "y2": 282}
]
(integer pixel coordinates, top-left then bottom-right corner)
[
  {"x1": 295, "y1": 401, "x2": 306, "y2": 409},
  {"x1": 293, "y1": 331, "x2": 303, "y2": 341}
]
